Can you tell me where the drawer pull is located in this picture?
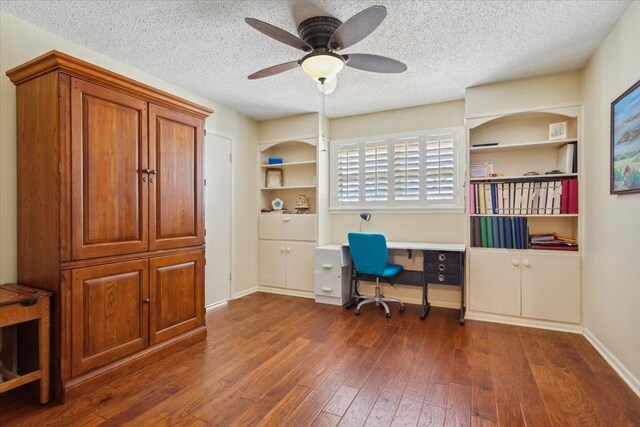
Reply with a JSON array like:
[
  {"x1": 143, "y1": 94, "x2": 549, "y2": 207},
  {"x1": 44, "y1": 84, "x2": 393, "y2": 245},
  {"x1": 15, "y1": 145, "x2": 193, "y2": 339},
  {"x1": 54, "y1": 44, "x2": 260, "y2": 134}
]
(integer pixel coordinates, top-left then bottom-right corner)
[
  {"x1": 438, "y1": 274, "x2": 445, "y2": 282},
  {"x1": 438, "y1": 254, "x2": 446, "y2": 261},
  {"x1": 322, "y1": 264, "x2": 333, "y2": 269},
  {"x1": 282, "y1": 217, "x2": 291, "y2": 222},
  {"x1": 321, "y1": 287, "x2": 333, "y2": 293},
  {"x1": 438, "y1": 264, "x2": 445, "y2": 271}
]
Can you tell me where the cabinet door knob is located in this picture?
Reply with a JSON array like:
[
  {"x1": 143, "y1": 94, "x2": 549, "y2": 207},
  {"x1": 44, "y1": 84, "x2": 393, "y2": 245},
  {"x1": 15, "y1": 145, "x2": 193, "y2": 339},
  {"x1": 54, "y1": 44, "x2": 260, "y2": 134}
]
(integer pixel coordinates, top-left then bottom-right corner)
[
  {"x1": 286, "y1": 248, "x2": 291, "y2": 253},
  {"x1": 512, "y1": 259, "x2": 520, "y2": 266},
  {"x1": 283, "y1": 217, "x2": 291, "y2": 222},
  {"x1": 280, "y1": 247, "x2": 285, "y2": 252},
  {"x1": 523, "y1": 260, "x2": 531, "y2": 267},
  {"x1": 142, "y1": 168, "x2": 151, "y2": 174},
  {"x1": 144, "y1": 298, "x2": 150, "y2": 303}
]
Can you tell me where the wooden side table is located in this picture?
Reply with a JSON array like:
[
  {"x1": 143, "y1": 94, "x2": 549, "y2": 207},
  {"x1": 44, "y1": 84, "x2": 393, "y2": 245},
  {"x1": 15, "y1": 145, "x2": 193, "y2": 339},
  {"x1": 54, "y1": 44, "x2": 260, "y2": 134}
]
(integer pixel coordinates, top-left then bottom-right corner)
[{"x1": 0, "y1": 283, "x2": 51, "y2": 404}]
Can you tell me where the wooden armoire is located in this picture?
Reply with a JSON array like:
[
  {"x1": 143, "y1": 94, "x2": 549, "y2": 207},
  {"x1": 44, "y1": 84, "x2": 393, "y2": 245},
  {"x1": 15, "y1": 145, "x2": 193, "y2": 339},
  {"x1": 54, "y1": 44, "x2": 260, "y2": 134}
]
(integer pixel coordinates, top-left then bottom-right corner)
[{"x1": 7, "y1": 51, "x2": 212, "y2": 401}]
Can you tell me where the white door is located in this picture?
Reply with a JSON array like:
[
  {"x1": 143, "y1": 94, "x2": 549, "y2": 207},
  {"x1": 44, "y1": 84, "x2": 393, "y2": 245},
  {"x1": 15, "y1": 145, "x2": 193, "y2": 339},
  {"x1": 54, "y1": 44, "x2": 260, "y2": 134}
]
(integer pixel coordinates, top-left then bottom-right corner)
[
  {"x1": 469, "y1": 249, "x2": 521, "y2": 316},
  {"x1": 521, "y1": 252, "x2": 581, "y2": 323},
  {"x1": 204, "y1": 133, "x2": 232, "y2": 305}
]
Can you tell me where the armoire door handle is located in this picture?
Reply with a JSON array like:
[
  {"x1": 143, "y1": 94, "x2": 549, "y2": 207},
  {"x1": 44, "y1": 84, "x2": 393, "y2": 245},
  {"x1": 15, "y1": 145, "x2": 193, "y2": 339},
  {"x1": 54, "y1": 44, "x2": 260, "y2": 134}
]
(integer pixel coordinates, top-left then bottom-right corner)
[
  {"x1": 144, "y1": 298, "x2": 150, "y2": 303},
  {"x1": 142, "y1": 168, "x2": 151, "y2": 174}
]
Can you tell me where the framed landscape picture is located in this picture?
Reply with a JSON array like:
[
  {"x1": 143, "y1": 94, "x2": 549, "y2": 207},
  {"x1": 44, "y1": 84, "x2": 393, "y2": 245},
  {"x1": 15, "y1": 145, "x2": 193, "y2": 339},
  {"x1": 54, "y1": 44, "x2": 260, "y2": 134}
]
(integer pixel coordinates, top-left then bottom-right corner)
[{"x1": 611, "y1": 79, "x2": 640, "y2": 194}]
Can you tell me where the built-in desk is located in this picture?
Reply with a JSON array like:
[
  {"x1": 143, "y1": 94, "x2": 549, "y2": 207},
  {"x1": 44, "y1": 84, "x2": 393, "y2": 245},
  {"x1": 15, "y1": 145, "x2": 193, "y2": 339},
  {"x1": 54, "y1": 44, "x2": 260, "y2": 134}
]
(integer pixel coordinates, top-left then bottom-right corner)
[{"x1": 345, "y1": 241, "x2": 467, "y2": 324}]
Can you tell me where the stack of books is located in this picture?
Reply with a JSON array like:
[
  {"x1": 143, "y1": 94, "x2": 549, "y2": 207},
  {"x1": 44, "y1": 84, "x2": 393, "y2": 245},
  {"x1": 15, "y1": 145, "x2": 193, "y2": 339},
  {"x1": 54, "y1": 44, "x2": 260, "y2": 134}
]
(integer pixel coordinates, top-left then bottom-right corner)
[
  {"x1": 469, "y1": 178, "x2": 578, "y2": 215},
  {"x1": 470, "y1": 216, "x2": 529, "y2": 249},
  {"x1": 530, "y1": 234, "x2": 578, "y2": 251}
]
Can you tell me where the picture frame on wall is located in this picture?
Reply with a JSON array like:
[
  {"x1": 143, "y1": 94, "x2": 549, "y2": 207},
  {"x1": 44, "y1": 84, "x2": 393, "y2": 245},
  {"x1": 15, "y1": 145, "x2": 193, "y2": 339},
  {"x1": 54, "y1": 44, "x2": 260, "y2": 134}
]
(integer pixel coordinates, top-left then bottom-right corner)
[
  {"x1": 548, "y1": 122, "x2": 567, "y2": 140},
  {"x1": 265, "y1": 168, "x2": 283, "y2": 188},
  {"x1": 610, "y1": 79, "x2": 640, "y2": 195}
]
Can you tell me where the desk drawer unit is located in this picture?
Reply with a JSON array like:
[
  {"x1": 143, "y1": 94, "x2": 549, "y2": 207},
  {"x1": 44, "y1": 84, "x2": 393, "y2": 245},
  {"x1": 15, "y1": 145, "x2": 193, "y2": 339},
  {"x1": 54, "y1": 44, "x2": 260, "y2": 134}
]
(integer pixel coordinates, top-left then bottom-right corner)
[
  {"x1": 424, "y1": 251, "x2": 463, "y2": 286},
  {"x1": 314, "y1": 245, "x2": 351, "y2": 306}
]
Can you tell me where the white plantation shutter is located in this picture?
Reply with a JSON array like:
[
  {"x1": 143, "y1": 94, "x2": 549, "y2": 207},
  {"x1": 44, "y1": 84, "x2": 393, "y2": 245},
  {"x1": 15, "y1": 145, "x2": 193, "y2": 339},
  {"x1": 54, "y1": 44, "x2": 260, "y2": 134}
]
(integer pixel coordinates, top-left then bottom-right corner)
[
  {"x1": 425, "y1": 133, "x2": 456, "y2": 202},
  {"x1": 364, "y1": 142, "x2": 388, "y2": 202},
  {"x1": 394, "y1": 138, "x2": 420, "y2": 201},
  {"x1": 337, "y1": 145, "x2": 360, "y2": 203},
  {"x1": 332, "y1": 127, "x2": 463, "y2": 209}
]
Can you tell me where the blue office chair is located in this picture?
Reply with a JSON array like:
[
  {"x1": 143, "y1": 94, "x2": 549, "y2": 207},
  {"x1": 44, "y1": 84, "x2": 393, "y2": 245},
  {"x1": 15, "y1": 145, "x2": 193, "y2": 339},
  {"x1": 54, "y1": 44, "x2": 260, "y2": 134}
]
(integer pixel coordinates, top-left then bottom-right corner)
[{"x1": 348, "y1": 232, "x2": 405, "y2": 318}]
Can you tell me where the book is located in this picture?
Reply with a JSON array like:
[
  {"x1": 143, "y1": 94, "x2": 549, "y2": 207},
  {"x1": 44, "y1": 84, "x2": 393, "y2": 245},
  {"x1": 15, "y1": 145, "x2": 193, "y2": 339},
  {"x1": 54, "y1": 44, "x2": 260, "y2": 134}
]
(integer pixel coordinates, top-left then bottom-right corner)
[
  {"x1": 561, "y1": 180, "x2": 570, "y2": 214},
  {"x1": 492, "y1": 217, "x2": 500, "y2": 248},
  {"x1": 571, "y1": 142, "x2": 578, "y2": 173},
  {"x1": 473, "y1": 217, "x2": 482, "y2": 247},
  {"x1": 485, "y1": 184, "x2": 493, "y2": 215},
  {"x1": 532, "y1": 245, "x2": 579, "y2": 251},
  {"x1": 568, "y1": 178, "x2": 578, "y2": 213},
  {"x1": 498, "y1": 217, "x2": 505, "y2": 248},
  {"x1": 479, "y1": 183, "x2": 486, "y2": 214},
  {"x1": 514, "y1": 217, "x2": 522, "y2": 249},
  {"x1": 510, "y1": 217, "x2": 517, "y2": 248},
  {"x1": 470, "y1": 218, "x2": 476, "y2": 247},
  {"x1": 491, "y1": 183, "x2": 497, "y2": 214}
]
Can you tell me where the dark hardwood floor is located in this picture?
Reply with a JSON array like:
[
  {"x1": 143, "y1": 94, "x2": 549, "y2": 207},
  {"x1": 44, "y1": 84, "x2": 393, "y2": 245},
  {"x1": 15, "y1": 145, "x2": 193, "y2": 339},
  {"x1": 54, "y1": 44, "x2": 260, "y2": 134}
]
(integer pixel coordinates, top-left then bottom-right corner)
[{"x1": 1, "y1": 292, "x2": 639, "y2": 426}]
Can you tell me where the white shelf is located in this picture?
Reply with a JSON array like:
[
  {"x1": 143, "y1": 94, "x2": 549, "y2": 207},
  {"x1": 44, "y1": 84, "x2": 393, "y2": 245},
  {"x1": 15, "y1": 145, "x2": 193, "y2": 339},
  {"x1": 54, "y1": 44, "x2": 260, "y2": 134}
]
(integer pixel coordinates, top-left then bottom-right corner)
[
  {"x1": 470, "y1": 214, "x2": 578, "y2": 218},
  {"x1": 261, "y1": 161, "x2": 316, "y2": 168},
  {"x1": 261, "y1": 185, "x2": 316, "y2": 191},
  {"x1": 470, "y1": 138, "x2": 577, "y2": 153},
  {"x1": 470, "y1": 173, "x2": 578, "y2": 182}
]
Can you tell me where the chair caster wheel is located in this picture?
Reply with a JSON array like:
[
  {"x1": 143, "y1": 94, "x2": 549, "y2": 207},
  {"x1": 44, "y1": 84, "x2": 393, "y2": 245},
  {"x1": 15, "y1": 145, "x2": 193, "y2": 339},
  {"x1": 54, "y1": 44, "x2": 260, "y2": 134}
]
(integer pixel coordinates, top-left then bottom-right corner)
[
  {"x1": 386, "y1": 313, "x2": 391, "y2": 319},
  {"x1": 354, "y1": 309, "x2": 361, "y2": 316},
  {"x1": 399, "y1": 305, "x2": 405, "y2": 313}
]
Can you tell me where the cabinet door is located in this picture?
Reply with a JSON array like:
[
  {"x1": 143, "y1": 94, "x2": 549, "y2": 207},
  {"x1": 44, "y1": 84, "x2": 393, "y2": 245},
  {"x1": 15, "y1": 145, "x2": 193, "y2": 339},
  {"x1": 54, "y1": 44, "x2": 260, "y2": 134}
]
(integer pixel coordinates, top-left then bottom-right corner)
[
  {"x1": 469, "y1": 249, "x2": 521, "y2": 316},
  {"x1": 149, "y1": 251, "x2": 205, "y2": 344},
  {"x1": 521, "y1": 252, "x2": 581, "y2": 323},
  {"x1": 70, "y1": 78, "x2": 148, "y2": 259},
  {"x1": 71, "y1": 260, "x2": 148, "y2": 376},
  {"x1": 286, "y1": 242, "x2": 316, "y2": 292},
  {"x1": 148, "y1": 104, "x2": 204, "y2": 250},
  {"x1": 259, "y1": 241, "x2": 287, "y2": 288}
]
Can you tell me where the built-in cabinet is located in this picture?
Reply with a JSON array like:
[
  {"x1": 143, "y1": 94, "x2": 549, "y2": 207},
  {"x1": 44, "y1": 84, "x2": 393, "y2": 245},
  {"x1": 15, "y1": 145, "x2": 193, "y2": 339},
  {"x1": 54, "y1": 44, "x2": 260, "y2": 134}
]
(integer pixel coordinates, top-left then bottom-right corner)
[
  {"x1": 258, "y1": 138, "x2": 318, "y2": 295},
  {"x1": 7, "y1": 51, "x2": 211, "y2": 400},
  {"x1": 466, "y1": 106, "x2": 582, "y2": 326}
]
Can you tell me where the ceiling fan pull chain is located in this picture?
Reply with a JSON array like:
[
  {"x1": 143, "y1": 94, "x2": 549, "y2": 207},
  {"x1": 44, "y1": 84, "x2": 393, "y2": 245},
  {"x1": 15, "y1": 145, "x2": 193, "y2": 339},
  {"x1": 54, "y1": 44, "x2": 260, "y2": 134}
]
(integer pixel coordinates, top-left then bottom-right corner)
[{"x1": 321, "y1": 78, "x2": 327, "y2": 153}]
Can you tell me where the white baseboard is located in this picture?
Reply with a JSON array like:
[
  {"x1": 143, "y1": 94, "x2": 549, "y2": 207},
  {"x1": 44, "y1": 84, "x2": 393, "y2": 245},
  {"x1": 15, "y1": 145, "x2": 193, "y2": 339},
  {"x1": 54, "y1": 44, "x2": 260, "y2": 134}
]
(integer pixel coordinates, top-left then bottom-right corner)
[
  {"x1": 257, "y1": 285, "x2": 315, "y2": 299},
  {"x1": 583, "y1": 328, "x2": 640, "y2": 398},
  {"x1": 464, "y1": 310, "x2": 584, "y2": 334},
  {"x1": 232, "y1": 287, "x2": 258, "y2": 299},
  {"x1": 205, "y1": 300, "x2": 228, "y2": 311}
]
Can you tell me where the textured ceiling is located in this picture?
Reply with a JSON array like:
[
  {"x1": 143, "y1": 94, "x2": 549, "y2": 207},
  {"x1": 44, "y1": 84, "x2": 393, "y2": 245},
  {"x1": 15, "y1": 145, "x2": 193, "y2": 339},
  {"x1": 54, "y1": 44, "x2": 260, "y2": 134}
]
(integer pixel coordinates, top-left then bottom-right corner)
[{"x1": 0, "y1": 0, "x2": 631, "y2": 120}]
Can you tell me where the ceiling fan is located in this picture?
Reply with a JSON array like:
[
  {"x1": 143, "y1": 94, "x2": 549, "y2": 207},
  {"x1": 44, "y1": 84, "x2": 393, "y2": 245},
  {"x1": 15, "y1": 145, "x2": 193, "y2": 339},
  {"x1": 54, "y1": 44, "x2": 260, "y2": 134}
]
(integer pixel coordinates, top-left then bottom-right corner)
[{"x1": 245, "y1": 5, "x2": 407, "y2": 85}]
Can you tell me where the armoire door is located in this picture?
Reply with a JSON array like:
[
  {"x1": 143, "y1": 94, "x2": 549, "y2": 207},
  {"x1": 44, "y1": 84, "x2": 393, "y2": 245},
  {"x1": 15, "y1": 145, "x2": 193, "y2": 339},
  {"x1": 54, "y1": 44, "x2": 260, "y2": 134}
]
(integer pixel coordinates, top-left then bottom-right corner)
[
  {"x1": 70, "y1": 78, "x2": 148, "y2": 260},
  {"x1": 71, "y1": 259, "x2": 149, "y2": 376},
  {"x1": 148, "y1": 104, "x2": 204, "y2": 250},
  {"x1": 149, "y1": 251, "x2": 204, "y2": 344}
]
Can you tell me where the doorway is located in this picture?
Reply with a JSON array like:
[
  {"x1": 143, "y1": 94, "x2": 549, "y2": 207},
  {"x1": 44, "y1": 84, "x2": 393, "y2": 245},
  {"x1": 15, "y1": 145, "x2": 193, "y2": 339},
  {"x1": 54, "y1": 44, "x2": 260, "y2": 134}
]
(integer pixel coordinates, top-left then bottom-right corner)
[{"x1": 204, "y1": 132, "x2": 232, "y2": 306}]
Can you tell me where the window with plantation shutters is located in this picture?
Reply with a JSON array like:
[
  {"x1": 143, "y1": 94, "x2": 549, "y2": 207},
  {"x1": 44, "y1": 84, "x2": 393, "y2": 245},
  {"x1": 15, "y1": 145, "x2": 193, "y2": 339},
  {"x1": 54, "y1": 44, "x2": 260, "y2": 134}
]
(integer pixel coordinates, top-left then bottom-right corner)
[
  {"x1": 331, "y1": 127, "x2": 464, "y2": 210},
  {"x1": 336, "y1": 145, "x2": 360, "y2": 203},
  {"x1": 365, "y1": 142, "x2": 388, "y2": 202}
]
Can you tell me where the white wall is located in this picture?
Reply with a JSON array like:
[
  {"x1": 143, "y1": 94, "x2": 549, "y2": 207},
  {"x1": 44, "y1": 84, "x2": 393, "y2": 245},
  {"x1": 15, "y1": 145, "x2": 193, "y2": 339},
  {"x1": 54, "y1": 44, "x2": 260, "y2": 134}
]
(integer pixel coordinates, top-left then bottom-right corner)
[
  {"x1": 329, "y1": 101, "x2": 466, "y2": 307},
  {"x1": 0, "y1": 12, "x2": 259, "y2": 294},
  {"x1": 582, "y1": 1, "x2": 640, "y2": 391}
]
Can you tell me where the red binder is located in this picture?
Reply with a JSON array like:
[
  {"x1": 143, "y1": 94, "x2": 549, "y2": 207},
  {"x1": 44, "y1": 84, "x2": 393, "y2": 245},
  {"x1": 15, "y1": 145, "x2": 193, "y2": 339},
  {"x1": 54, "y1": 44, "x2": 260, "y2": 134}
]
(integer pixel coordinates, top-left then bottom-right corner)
[{"x1": 568, "y1": 179, "x2": 578, "y2": 213}]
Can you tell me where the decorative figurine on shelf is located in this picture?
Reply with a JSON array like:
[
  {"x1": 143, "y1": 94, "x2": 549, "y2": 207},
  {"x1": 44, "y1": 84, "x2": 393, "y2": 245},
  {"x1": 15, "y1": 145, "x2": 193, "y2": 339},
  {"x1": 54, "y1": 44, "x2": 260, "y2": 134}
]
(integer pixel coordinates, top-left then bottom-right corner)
[
  {"x1": 295, "y1": 195, "x2": 309, "y2": 213},
  {"x1": 271, "y1": 197, "x2": 284, "y2": 210}
]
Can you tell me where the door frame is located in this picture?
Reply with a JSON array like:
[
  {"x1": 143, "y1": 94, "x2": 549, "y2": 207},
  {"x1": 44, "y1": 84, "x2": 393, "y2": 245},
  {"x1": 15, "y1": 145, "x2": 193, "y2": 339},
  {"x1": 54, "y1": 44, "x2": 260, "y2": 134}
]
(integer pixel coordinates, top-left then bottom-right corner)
[{"x1": 204, "y1": 128, "x2": 234, "y2": 306}]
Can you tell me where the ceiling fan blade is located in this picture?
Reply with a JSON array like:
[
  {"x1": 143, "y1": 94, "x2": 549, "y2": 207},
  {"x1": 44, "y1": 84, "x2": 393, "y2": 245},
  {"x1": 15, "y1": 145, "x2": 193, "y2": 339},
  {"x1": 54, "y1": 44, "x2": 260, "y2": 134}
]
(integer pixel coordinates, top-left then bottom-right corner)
[
  {"x1": 344, "y1": 54, "x2": 407, "y2": 74},
  {"x1": 248, "y1": 61, "x2": 300, "y2": 80},
  {"x1": 245, "y1": 18, "x2": 312, "y2": 52},
  {"x1": 328, "y1": 5, "x2": 387, "y2": 50}
]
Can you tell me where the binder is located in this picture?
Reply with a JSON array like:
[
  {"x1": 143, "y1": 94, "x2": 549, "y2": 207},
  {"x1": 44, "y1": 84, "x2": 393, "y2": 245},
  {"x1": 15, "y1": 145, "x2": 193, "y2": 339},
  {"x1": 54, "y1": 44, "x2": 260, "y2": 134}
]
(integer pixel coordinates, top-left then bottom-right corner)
[
  {"x1": 552, "y1": 180, "x2": 562, "y2": 213},
  {"x1": 491, "y1": 183, "x2": 498, "y2": 214},
  {"x1": 514, "y1": 217, "x2": 521, "y2": 249},
  {"x1": 492, "y1": 217, "x2": 500, "y2": 248},
  {"x1": 568, "y1": 179, "x2": 579, "y2": 213},
  {"x1": 487, "y1": 216, "x2": 494, "y2": 247},
  {"x1": 479, "y1": 183, "x2": 486, "y2": 214},
  {"x1": 522, "y1": 217, "x2": 529, "y2": 249},
  {"x1": 509, "y1": 183, "x2": 516, "y2": 215},
  {"x1": 473, "y1": 217, "x2": 482, "y2": 247},
  {"x1": 521, "y1": 183, "x2": 530, "y2": 214},
  {"x1": 469, "y1": 184, "x2": 476, "y2": 214},
  {"x1": 545, "y1": 181, "x2": 555, "y2": 214},
  {"x1": 538, "y1": 182, "x2": 547, "y2": 214},
  {"x1": 497, "y1": 183, "x2": 504, "y2": 214},
  {"x1": 485, "y1": 184, "x2": 493, "y2": 215},
  {"x1": 571, "y1": 142, "x2": 578, "y2": 173},
  {"x1": 511, "y1": 217, "x2": 517, "y2": 248},
  {"x1": 504, "y1": 217, "x2": 513, "y2": 249},
  {"x1": 498, "y1": 217, "x2": 505, "y2": 248},
  {"x1": 480, "y1": 217, "x2": 488, "y2": 247},
  {"x1": 561, "y1": 180, "x2": 569, "y2": 214},
  {"x1": 470, "y1": 218, "x2": 476, "y2": 247},
  {"x1": 530, "y1": 182, "x2": 540, "y2": 214},
  {"x1": 557, "y1": 143, "x2": 575, "y2": 174}
]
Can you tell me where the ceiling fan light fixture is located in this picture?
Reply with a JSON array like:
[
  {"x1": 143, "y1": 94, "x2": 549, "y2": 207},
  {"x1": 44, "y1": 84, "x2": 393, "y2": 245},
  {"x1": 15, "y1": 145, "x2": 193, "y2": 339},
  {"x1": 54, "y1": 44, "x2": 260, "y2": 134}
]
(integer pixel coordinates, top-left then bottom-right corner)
[{"x1": 300, "y1": 52, "x2": 344, "y2": 82}]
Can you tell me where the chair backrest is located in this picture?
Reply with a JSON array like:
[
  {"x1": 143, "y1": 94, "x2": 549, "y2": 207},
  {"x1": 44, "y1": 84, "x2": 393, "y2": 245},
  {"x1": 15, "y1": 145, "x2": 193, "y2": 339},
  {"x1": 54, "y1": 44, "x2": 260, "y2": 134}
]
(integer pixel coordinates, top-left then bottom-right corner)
[{"x1": 347, "y1": 232, "x2": 389, "y2": 276}]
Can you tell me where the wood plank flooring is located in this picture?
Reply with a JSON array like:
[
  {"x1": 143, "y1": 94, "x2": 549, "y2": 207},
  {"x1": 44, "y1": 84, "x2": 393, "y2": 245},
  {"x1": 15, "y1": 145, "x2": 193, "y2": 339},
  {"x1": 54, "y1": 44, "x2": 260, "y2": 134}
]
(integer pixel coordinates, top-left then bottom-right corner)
[{"x1": 1, "y1": 292, "x2": 639, "y2": 426}]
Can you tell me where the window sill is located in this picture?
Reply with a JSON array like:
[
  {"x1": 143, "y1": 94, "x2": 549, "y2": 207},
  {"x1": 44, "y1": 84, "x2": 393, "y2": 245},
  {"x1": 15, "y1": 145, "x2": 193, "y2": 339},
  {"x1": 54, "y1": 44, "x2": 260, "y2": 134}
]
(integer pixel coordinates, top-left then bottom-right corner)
[{"x1": 329, "y1": 207, "x2": 466, "y2": 214}]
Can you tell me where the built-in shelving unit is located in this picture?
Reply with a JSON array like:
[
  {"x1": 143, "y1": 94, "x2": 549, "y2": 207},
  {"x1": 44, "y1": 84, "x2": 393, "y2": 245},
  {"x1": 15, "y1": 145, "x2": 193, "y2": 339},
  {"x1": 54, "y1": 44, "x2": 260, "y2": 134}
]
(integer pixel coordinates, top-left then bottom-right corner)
[{"x1": 465, "y1": 106, "x2": 583, "y2": 326}]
